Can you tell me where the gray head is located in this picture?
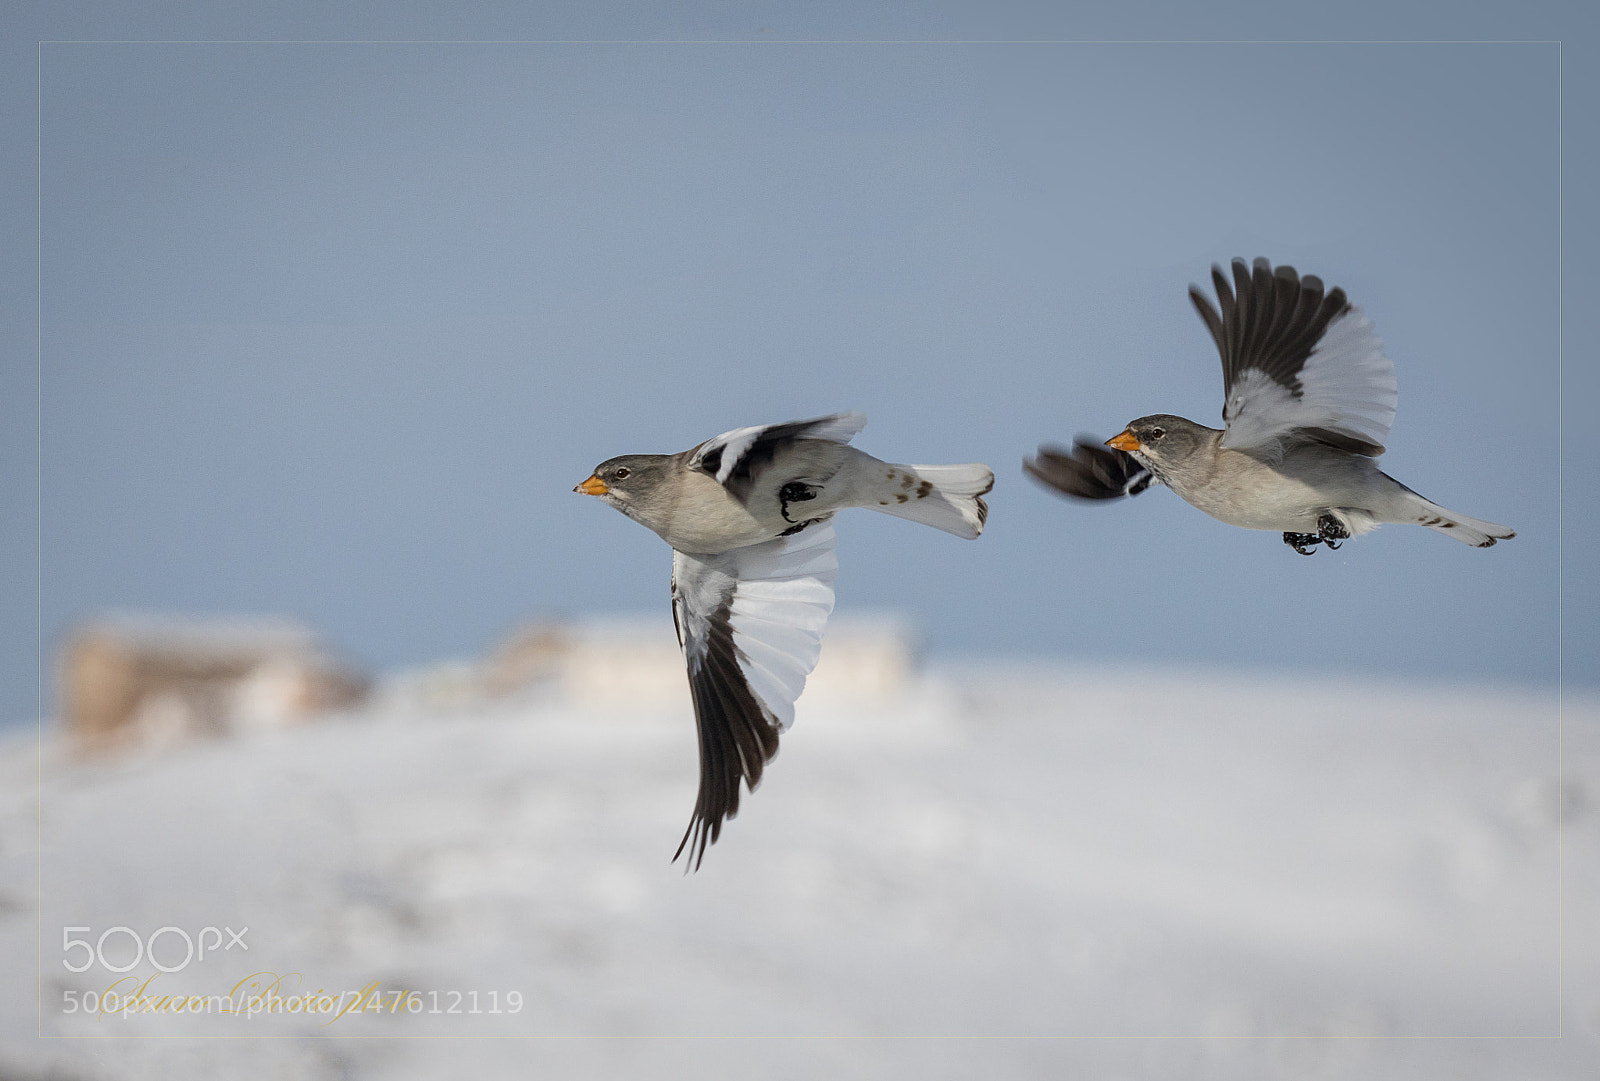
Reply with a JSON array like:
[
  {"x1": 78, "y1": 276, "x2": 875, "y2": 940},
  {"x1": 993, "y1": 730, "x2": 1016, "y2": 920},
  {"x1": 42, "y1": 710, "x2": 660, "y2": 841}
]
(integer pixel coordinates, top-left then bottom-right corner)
[
  {"x1": 573, "y1": 453, "x2": 674, "y2": 525},
  {"x1": 1106, "y1": 414, "x2": 1212, "y2": 467}
]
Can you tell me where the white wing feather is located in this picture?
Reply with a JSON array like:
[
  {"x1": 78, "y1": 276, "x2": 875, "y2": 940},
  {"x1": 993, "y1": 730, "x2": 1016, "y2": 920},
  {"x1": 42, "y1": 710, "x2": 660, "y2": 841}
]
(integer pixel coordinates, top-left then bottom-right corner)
[
  {"x1": 671, "y1": 522, "x2": 837, "y2": 732},
  {"x1": 1220, "y1": 307, "x2": 1398, "y2": 456}
]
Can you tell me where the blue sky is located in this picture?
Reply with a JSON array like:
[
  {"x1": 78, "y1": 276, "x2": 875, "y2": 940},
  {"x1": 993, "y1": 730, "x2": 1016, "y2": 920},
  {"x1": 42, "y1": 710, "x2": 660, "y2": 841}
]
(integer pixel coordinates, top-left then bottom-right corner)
[{"x1": 4, "y1": 2, "x2": 1597, "y2": 725}]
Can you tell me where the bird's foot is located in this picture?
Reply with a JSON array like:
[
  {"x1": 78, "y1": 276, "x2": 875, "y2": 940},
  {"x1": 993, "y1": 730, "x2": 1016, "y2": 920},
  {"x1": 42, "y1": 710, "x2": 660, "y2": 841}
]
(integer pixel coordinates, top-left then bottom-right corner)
[
  {"x1": 1283, "y1": 532, "x2": 1323, "y2": 556},
  {"x1": 1317, "y1": 513, "x2": 1350, "y2": 551},
  {"x1": 778, "y1": 481, "x2": 821, "y2": 524}
]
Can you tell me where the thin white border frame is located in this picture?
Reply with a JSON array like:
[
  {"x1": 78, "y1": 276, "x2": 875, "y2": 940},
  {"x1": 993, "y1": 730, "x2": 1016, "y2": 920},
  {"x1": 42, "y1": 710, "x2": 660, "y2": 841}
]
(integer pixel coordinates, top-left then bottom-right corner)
[{"x1": 32, "y1": 35, "x2": 1567, "y2": 1045}]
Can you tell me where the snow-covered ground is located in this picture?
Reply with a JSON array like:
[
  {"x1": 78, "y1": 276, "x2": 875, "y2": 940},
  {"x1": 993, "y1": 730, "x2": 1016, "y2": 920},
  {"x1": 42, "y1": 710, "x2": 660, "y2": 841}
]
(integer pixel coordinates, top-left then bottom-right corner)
[{"x1": 1, "y1": 660, "x2": 1596, "y2": 1079}]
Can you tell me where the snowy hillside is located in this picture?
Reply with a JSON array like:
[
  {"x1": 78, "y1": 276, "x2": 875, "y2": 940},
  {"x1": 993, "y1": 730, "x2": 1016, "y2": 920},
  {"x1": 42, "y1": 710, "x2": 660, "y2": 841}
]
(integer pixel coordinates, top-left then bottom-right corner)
[{"x1": 1, "y1": 660, "x2": 1596, "y2": 1080}]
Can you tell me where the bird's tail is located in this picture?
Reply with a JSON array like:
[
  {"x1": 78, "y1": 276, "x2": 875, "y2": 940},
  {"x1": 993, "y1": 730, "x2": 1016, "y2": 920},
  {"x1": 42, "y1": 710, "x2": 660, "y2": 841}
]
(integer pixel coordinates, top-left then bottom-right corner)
[
  {"x1": 1388, "y1": 485, "x2": 1516, "y2": 547},
  {"x1": 865, "y1": 463, "x2": 994, "y2": 539}
]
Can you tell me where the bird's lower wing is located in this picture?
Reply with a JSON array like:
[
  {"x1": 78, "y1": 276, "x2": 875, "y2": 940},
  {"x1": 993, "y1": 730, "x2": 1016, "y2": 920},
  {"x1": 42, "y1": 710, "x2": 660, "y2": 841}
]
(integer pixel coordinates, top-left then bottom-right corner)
[
  {"x1": 669, "y1": 521, "x2": 838, "y2": 868},
  {"x1": 1024, "y1": 438, "x2": 1156, "y2": 500}
]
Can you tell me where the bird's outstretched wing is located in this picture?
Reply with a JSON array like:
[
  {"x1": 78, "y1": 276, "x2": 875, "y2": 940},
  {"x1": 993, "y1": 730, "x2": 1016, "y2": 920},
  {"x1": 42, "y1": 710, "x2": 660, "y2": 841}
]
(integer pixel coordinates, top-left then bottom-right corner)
[
  {"x1": 687, "y1": 412, "x2": 867, "y2": 503},
  {"x1": 668, "y1": 521, "x2": 838, "y2": 869},
  {"x1": 1024, "y1": 437, "x2": 1156, "y2": 501},
  {"x1": 1191, "y1": 258, "x2": 1397, "y2": 459}
]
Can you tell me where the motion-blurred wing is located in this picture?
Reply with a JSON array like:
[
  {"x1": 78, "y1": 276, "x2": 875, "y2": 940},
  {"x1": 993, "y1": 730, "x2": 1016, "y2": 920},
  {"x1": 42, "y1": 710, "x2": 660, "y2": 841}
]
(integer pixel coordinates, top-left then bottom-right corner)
[
  {"x1": 1024, "y1": 437, "x2": 1156, "y2": 500},
  {"x1": 668, "y1": 520, "x2": 838, "y2": 869},
  {"x1": 1191, "y1": 257, "x2": 1397, "y2": 458},
  {"x1": 687, "y1": 412, "x2": 867, "y2": 503}
]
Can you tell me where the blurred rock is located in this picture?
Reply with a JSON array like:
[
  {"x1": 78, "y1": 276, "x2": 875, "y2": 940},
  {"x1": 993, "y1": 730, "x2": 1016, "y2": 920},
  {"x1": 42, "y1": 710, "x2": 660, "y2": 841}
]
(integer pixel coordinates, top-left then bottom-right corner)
[
  {"x1": 482, "y1": 621, "x2": 569, "y2": 699},
  {"x1": 57, "y1": 613, "x2": 368, "y2": 754}
]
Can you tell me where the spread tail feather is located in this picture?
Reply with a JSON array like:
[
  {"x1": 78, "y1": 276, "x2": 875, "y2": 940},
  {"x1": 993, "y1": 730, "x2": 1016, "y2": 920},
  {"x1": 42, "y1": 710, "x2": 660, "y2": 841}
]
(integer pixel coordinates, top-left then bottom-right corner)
[
  {"x1": 1394, "y1": 490, "x2": 1516, "y2": 548},
  {"x1": 866, "y1": 463, "x2": 994, "y2": 539},
  {"x1": 1417, "y1": 506, "x2": 1516, "y2": 547}
]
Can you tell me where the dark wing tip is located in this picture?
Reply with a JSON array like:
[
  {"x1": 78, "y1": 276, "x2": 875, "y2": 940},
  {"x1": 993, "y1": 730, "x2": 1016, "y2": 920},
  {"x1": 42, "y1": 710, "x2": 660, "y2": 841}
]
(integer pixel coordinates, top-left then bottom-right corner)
[
  {"x1": 1212, "y1": 262, "x2": 1234, "y2": 300},
  {"x1": 1300, "y1": 426, "x2": 1385, "y2": 457},
  {"x1": 1024, "y1": 437, "x2": 1150, "y2": 501},
  {"x1": 672, "y1": 618, "x2": 783, "y2": 872},
  {"x1": 673, "y1": 813, "x2": 713, "y2": 872},
  {"x1": 1231, "y1": 257, "x2": 1253, "y2": 299},
  {"x1": 1189, "y1": 283, "x2": 1223, "y2": 330}
]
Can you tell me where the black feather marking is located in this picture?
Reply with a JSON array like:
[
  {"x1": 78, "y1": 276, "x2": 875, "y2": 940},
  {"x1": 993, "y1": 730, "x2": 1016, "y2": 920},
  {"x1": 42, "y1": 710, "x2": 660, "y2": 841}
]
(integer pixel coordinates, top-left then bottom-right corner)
[{"x1": 697, "y1": 445, "x2": 724, "y2": 478}]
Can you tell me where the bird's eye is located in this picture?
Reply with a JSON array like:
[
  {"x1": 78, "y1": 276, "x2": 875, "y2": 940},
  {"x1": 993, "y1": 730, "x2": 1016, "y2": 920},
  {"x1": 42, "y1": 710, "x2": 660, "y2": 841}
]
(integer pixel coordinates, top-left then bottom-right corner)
[
  {"x1": 613, "y1": 467, "x2": 631, "y2": 480},
  {"x1": 1149, "y1": 427, "x2": 1165, "y2": 440}
]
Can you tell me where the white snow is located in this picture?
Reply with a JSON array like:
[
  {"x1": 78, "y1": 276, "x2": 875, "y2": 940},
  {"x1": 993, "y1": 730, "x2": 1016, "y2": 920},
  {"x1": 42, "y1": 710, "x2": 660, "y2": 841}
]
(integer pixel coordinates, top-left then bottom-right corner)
[{"x1": 1, "y1": 659, "x2": 1596, "y2": 1079}]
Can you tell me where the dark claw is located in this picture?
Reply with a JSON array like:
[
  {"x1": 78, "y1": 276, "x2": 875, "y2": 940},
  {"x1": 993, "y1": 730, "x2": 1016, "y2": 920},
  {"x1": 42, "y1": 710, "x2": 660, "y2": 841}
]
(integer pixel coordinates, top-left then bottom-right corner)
[
  {"x1": 1316, "y1": 513, "x2": 1350, "y2": 548},
  {"x1": 778, "y1": 481, "x2": 821, "y2": 524},
  {"x1": 1283, "y1": 531, "x2": 1322, "y2": 556},
  {"x1": 779, "y1": 481, "x2": 818, "y2": 504},
  {"x1": 1315, "y1": 514, "x2": 1349, "y2": 551}
]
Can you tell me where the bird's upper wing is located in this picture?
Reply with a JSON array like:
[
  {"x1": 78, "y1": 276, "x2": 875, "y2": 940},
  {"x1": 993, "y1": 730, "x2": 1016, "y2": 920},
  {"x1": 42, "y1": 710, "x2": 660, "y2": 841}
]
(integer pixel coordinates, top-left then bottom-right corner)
[
  {"x1": 669, "y1": 520, "x2": 838, "y2": 869},
  {"x1": 1191, "y1": 258, "x2": 1397, "y2": 458},
  {"x1": 1024, "y1": 437, "x2": 1157, "y2": 501},
  {"x1": 687, "y1": 412, "x2": 867, "y2": 502}
]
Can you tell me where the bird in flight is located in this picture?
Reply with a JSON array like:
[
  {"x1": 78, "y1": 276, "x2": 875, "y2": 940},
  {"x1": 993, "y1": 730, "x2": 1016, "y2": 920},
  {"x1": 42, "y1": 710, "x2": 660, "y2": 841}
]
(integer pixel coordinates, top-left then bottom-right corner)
[
  {"x1": 1025, "y1": 258, "x2": 1514, "y2": 554},
  {"x1": 576, "y1": 413, "x2": 993, "y2": 867}
]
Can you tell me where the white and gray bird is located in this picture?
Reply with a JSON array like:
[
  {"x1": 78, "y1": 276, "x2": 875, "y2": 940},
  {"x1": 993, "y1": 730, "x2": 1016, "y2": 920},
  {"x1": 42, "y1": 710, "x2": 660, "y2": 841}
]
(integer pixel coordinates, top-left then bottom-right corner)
[
  {"x1": 575, "y1": 413, "x2": 993, "y2": 867},
  {"x1": 1025, "y1": 258, "x2": 1514, "y2": 554}
]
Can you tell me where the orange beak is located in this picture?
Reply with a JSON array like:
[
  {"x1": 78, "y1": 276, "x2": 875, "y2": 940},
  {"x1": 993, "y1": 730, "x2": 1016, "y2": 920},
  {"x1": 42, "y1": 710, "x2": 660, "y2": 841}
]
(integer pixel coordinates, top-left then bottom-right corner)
[
  {"x1": 574, "y1": 475, "x2": 609, "y2": 496},
  {"x1": 1107, "y1": 430, "x2": 1142, "y2": 453}
]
